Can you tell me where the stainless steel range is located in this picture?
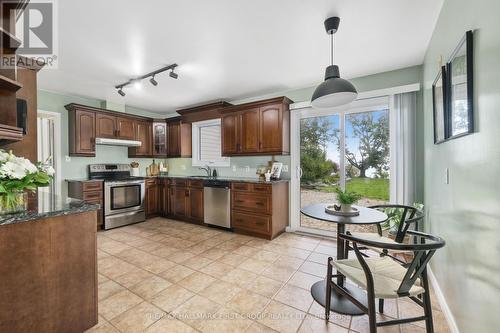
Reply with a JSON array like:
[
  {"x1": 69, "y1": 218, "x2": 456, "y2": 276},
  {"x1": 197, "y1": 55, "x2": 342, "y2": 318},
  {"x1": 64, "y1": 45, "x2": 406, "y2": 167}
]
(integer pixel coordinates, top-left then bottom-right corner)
[{"x1": 88, "y1": 164, "x2": 145, "y2": 230}]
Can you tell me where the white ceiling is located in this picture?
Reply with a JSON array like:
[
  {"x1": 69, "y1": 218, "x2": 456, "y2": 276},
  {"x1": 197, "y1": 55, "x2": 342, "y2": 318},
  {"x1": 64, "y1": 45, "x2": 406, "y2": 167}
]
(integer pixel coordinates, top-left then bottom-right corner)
[{"x1": 37, "y1": 0, "x2": 443, "y2": 113}]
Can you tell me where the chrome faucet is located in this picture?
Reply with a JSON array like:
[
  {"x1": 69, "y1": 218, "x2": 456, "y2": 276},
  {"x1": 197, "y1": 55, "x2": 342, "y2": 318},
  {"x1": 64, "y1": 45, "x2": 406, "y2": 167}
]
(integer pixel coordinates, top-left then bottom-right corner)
[{"x1": 199, "y1": 165, "x2": 212, "y2": 177}]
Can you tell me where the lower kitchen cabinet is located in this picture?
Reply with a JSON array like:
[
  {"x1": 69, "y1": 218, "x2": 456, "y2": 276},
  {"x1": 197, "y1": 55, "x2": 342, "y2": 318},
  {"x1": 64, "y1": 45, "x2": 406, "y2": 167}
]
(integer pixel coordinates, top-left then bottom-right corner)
[
  {"x1": 67, "y1": 180, "x2": 104, "y2": 230},
  {"x1": 152, "y1": 177, "x2": 288, "y2": 239},
  {"x1": 231, "y1": 181, "x2": 288, "y2": 240},
  {"x1": 145, "y1": 178, "x2": 159, "y2": 218}
]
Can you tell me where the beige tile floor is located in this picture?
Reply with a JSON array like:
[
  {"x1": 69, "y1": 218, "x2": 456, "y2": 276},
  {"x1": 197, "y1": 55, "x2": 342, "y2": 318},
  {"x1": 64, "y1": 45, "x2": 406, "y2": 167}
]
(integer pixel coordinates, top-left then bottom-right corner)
[{"x1": 88, "y1": 217, "x2": 451, "y2": 333}]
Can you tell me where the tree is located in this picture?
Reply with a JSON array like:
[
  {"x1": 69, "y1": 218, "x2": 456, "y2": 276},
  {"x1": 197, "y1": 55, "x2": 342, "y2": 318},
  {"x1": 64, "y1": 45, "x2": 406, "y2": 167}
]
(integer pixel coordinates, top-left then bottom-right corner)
[
  {"x1": 300, "y1": 118, "x2": 338, "y2": 183},
  {"x1": 345, "y1": 111, "x2": 389, "y2": 178}
]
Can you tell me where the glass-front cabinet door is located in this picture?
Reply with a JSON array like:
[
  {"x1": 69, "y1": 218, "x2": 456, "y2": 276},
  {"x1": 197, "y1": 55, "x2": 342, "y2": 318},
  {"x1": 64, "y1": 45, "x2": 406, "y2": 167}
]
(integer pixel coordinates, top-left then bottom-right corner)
[{"x1": 153, "y1": 121, "x2": 167, "y2": 157}]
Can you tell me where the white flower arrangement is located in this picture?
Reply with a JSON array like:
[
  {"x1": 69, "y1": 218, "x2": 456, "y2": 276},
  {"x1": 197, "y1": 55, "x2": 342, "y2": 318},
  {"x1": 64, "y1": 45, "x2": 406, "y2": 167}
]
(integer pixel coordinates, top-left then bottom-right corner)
[{"x1": 0, "y1": 150, "x2": 55, "y2": 213}]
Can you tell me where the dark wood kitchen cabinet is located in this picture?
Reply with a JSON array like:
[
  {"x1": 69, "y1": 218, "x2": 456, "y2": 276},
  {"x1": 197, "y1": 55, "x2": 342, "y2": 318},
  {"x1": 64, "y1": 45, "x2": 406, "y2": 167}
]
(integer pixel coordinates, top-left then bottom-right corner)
[
  {"x1": 231, "y1": 181, "x2": 288, "y2": 240},
  {"x1": 240, "y1": 107, "x2": 260, "y2": 153},
  {"x1": 95, "y1": 113, "x2": 116, "y2": 138},
  {"x1": 167, "y1": 117, "x2": 191, "y2": 158},
  {"x1": 96, "y1": 114, "x2": 136, "y2": 140},
  {"x1": 145, "y1": 178, "x2": 159, "y2": 218},
  {"x1": 116, "y1": 117, "x2": 136, "y2": 140},
  {"x1": 66, "y1": 103, "x2": 157, "y2": 157},
  {"x1": 159, "y1": 178, "x2": 169, "y2": 215},
  {"x1": 129, "y1": 120, "x2": 152, "y2": 157},
  {"x1": 67, "y1": 180, "x2": 104, "y2": 229},
  {"x1": 163, "y1": 178, "x2": 203, "y2": 224},
  {"x1": 68, "y1": 108, "x2": 96, "y2": 156},
  {"x1": 221, "y1": 96, "x2": 292, "y2": 156},
  {"x1": 152, "y1": 121, "x2": 168, "y2": 157}
]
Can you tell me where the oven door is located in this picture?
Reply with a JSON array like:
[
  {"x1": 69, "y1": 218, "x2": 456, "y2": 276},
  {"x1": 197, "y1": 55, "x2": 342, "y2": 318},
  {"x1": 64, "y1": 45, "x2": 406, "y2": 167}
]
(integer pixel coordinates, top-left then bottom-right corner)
[{"x1": 105, "y1": 181, "x2": 145, "y2": 216}]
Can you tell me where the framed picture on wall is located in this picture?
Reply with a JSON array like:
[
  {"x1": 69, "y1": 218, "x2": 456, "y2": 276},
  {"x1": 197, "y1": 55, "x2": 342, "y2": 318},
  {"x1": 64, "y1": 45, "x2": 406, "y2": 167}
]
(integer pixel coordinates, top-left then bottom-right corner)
[
  {"x1": 270, "y1": 162, "x2": 283, "y2": 180},
  {"x1": 446, "y1": 30, "x2": 474, "y2": 139},
  {"x1": 432, "y1": 66, "x2": 447, "y2": 144}
]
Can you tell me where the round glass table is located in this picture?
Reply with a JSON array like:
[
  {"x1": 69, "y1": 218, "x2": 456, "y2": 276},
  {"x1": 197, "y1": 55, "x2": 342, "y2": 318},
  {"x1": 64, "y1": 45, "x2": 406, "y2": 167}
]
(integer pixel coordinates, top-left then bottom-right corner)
[{"x1": 300, "y1": 203, "x2": 388, "y2": 315}]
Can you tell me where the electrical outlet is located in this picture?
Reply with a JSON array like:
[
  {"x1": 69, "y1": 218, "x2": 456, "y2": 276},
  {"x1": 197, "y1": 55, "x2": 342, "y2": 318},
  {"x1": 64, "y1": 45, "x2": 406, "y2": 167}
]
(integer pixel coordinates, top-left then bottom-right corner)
[
  {"x1": 283, "y1": 165, "x2": 289, "y2": 172},
  {"x1": 65, "y1": 156, "x2": 71, "y2": 162},
  {"x1": 444, "y1": 168, "x2": 449, "y2": 184},
  {"x1": 232, "y1": 165, "x2": 237, "y2": 172},
  {"x1": 245, "y1": 166, "x2": 250, "y2": 172}
]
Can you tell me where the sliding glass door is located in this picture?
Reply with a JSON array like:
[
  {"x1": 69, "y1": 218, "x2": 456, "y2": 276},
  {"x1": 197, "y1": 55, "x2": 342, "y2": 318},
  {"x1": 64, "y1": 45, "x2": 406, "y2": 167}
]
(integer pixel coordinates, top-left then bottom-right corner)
[{"x1": 292, "y1": 97, "x2": 391, "y2": 235}]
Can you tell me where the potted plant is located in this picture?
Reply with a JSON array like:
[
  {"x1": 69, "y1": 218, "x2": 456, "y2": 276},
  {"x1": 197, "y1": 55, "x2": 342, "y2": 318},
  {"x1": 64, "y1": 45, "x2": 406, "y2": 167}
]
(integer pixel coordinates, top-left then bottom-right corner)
[
  {"x1": 0, "y1": 150, "x2": 55, "y2": 215},
  {"x1": 335, "y1": 188, "x2": 362, "y2": 212}
]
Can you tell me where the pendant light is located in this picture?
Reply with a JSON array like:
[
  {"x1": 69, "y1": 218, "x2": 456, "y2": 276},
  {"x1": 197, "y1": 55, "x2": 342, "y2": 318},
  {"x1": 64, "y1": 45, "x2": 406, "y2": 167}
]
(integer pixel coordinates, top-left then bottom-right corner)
[{"x1": 311, "y1": 17, "x2": 357, "y2": 108}]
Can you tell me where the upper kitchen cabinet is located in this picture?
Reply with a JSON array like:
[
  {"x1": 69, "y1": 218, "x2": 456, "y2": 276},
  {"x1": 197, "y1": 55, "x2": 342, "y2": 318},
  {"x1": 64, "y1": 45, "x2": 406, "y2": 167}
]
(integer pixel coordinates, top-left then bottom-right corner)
[
  {"x1": 96, "y1": 114, "x2": 136, "y2": 140},
  {"x1": 221, "y1": 96, "x2": 292, "y2": 156},
  {"x1": 129, "y1": 120, "x2": 152, "y2": 157},
  {"x1": 166, "y1": 117, "x2": 192, "y2": 158},
  {"x1": 67, "y1": 105, "x2": 96, "y2": 157},
  {"x1": 152, "y1": 121, "x2": 167, "y2": 157},
  {"x1": 66, "y1": 103, "x2": 155, "y2": 157}
]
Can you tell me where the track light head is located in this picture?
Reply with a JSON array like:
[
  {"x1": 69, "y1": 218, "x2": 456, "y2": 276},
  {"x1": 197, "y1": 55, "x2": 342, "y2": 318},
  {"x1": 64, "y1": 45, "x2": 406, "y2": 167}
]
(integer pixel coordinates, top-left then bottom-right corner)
[
  {"x1": 117, "y1": 88, "x2": 125, "y2": 97},
  {"x1": 169, "y1": 70, "x2": 178, "y2": 79},
  {"x1": 150, "y1": 76, "x2": 158, "y2": 86}
]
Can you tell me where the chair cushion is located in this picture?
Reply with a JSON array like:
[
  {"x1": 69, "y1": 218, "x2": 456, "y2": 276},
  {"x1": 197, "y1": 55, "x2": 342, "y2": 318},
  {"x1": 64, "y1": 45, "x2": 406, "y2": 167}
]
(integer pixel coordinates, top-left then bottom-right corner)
[{"x1": 331, "y1": 256, "x2": 424, "y2": 299}]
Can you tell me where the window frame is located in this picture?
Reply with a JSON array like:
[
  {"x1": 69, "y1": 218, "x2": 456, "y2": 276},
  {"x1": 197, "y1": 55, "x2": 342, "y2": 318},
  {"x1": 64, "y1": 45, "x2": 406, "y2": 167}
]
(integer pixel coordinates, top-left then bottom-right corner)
[{"x1": 191, "y1": 118, "x2": 230, "y2": 167}]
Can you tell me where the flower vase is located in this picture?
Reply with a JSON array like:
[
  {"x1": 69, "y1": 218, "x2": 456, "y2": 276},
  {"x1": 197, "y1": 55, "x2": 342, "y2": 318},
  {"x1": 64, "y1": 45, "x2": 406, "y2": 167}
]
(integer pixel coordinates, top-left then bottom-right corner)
[{"x1": 0, "y1": 191, "x2": 28, "y2": 215}]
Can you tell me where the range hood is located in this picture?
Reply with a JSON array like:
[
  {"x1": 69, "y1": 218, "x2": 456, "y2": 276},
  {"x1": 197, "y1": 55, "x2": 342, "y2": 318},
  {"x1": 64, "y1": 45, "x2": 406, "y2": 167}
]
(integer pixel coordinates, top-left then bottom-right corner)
[{"x1": 95, "y1": 137, "x2": 142, "y2": 147}]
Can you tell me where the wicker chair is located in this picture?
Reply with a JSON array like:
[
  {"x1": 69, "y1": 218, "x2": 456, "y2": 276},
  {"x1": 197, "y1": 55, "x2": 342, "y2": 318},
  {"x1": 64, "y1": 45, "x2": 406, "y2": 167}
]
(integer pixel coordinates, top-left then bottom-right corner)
[{"x1": 325, "y1": 230, "x2": 445, "y2": 333}]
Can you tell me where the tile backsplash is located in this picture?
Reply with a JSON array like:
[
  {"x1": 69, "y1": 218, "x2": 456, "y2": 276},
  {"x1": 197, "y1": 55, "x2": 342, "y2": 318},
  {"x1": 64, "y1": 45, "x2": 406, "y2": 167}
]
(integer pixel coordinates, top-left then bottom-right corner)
[{"x1": 166, "y1": 156, "x2": 291, "y2": 179}]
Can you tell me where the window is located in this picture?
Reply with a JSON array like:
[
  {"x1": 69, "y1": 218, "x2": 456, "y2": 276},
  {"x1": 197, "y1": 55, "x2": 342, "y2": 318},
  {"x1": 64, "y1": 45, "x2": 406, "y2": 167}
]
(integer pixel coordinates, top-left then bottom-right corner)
[{"x1": 192, "y1": 119, "x2": 230, "y2": 167}]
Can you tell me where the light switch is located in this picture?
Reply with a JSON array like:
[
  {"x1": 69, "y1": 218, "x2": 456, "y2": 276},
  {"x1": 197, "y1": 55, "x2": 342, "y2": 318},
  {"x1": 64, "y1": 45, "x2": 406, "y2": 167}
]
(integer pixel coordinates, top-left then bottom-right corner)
[{"x1": 444, "y1": 168, "x2": 449, "y2": 184}]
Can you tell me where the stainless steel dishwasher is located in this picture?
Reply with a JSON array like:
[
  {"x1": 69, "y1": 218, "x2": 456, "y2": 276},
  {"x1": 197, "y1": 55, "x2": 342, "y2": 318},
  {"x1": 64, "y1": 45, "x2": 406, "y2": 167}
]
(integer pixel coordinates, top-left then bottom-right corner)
[{"x1": 203, "y1": 179, "x2": 231, "y2": 229}]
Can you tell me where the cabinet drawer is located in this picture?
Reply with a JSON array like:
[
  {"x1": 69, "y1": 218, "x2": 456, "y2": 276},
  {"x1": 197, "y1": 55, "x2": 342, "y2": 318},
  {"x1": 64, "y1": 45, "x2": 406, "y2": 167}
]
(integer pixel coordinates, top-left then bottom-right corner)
[
  {"x1": 188, "y1": 179, "x2": 204, "y2": 188},
  {"x1": 83, "y1": 181, "x2": 102, "y2": 192},
  {"x1": 83, "y1": 191, "x2": 102, "y2": 201},
  {"x1": 252, "y1": 184, "x2": 271, "y2": 193},
  {"x1": 233, "y1": 192, "x2": 271, "y2": 214},
  {"x1": 232, "y1": 183, "x2": 251, "y2": 191},
  {"x1": 233, "y1": 211, "x2": 271, "y2": 234},
  {"x1": 172, "y1": 178, "x2": 188, "y2": 186}
]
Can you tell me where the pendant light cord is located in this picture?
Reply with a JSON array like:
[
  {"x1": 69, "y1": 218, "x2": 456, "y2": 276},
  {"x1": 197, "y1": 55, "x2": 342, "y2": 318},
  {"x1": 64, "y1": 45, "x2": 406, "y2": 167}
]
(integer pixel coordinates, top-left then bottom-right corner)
[{"x1": 330, "y1": 33, "x2": 334, "y2": 65}]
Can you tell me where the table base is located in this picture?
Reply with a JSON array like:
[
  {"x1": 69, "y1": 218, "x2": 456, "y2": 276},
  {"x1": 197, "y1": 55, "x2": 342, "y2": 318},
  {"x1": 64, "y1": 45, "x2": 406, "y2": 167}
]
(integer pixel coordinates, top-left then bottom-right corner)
[{"x1": 311, "y1": 280, "x2": 367, "y2": 316}]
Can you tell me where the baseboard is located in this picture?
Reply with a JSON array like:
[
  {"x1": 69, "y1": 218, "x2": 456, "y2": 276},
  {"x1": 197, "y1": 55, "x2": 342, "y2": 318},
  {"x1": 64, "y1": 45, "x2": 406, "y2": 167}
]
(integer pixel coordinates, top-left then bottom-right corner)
[{"x1": 428, "y1": 267, "x2": 460, "y2": 333}]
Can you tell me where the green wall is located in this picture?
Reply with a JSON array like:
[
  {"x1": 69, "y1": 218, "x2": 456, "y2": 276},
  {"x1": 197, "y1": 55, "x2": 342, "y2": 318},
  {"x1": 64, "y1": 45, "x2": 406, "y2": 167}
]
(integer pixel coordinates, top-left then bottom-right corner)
[{"x1": 422, "y1": 0, "x2": 500, "y2": 332}]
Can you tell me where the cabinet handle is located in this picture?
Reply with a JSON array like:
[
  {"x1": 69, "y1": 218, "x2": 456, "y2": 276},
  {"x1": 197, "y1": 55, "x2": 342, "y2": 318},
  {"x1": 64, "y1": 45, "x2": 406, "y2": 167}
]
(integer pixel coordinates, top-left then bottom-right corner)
[
  {"x1": 255, "y1": 221, "x2": 265, "y2": 226},
  {"x1": 235, "y1": 200, "x2": 244, "y2": 203}
]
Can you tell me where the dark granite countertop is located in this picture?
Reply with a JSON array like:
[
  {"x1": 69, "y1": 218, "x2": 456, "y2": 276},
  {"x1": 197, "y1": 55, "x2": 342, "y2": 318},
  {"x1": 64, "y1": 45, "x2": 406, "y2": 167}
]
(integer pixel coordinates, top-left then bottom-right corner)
[
  {"x1": 158, "y1": 175, "x2": 289, "y2": 184},
  {"x1": 0, "y1": 192, "x2": 100, "y2": 226}
]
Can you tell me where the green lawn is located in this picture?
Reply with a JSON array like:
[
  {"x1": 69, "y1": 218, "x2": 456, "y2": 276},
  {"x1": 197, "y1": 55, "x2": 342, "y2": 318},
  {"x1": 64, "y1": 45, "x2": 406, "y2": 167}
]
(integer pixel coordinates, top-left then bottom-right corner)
[{"x1": 316, "y1": 178, "x2": 389, "y2": 201}]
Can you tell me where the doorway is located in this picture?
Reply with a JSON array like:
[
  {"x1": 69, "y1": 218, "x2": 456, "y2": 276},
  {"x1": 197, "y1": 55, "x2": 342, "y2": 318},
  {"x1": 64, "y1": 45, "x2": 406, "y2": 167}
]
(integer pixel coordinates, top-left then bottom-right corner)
[
  {"x1": 37, "y1": 111, "x2": 62, "y2": 198},
  {"x1": 290, "y1": 96, "x2": 392, "y2": 236}
]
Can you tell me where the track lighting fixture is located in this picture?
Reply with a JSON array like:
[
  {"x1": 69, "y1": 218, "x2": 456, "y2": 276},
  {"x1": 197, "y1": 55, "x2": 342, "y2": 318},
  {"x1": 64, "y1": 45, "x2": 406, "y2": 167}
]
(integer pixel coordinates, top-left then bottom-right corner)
[
  {"x1": 115, "y1": 63, "x2": 178, "y2": 96},
  {"x1": 150, "y1": 76, "x2": 158, "y2": 86}
]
